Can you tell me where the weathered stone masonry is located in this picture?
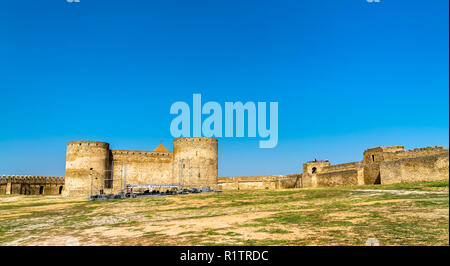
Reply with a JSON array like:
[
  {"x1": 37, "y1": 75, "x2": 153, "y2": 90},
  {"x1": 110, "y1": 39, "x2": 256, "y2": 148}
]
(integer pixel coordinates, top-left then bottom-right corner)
[
  {"x1": 218, "y1": 146, "x2": 449, "y2": 190},
  {"x1": 62, "y1": 137, "x2": 218, "y2": 196},
  {"x1": 0, "y1": 175, "x2": 64, "y2": 195},
  {"x1": 0, "y1": 140, "x2": 448, "y2": 196}
]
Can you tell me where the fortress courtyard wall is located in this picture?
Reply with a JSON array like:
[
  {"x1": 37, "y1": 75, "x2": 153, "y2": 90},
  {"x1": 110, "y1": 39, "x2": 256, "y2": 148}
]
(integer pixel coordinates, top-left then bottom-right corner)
[
  {"x1": 315, "y1": 162, "x2": 365, "y2": 187},
  {"x1": 1, "y1": 144, "x2": 448, "y2": 195},
  {"x1": 381, "y1": 146, "x2": 448, "y2": 161},
  {"x1": 218, "y1": 174, "x2": 301, "y2": 190},
  {"x1": 315, "y1": 169, "x2": 364, "y2": 187},
  {"x1": 0, "y1": 175, "x2": 65, "y2": 195},
  {"x1": 111, "y1": 150, "x2": 174, "y2": 185},
  {"x1": 379, "y1": 152, "x2": 449, "y2": 184},
  {"x1": 302, "y1": 161, "x2": 364, "y2": 188}
]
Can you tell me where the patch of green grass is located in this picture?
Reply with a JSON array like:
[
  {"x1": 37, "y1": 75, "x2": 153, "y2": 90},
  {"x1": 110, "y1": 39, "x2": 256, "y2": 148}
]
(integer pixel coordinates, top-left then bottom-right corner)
[
  {"x1": 224, "y1": 231, "x2": 242, "y2": 236},
  {"x1": 257, "y1": 228, "x2": 292, "y2": 234},
  {"x1": 0, "y1": 224, "x2": 20, "y2": 236},
  {"x1": 0, "y1": 180, "x2": 448, "y2": 246},
  {"x1": 354, "y1": 180, "x2": 449, "y2": 191},
  {"x1": 143, "y1": 231, "x2": 164, "y2": 238},
  {"x1": 415, "y1": 200, "x2": 441, "y2": 207},
  {"x1": 424, "y1": 180, "x2": 449, "y2": 188},
  {"x1": 111, "y1": 220, "x2": 139, "y2": 227}
]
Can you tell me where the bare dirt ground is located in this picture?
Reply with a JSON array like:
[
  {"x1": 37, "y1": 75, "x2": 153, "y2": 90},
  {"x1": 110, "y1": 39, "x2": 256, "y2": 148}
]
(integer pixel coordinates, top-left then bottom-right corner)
[{"x1": 0, "y1": 180, "x2": 448, "y2": 246}]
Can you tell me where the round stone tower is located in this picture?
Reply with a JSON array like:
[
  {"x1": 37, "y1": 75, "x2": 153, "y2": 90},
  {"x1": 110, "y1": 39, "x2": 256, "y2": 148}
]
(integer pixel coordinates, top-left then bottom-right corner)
[
  {"x1": 173, "y1": 137, "x2": 218, "y2": 188},
  {"x1": 63, "y1": 141, "x2": 110, "y2": 197}
]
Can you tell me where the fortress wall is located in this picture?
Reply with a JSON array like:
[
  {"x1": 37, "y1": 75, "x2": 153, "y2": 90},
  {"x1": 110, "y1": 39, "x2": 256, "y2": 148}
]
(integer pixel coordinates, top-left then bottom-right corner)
[
  {"x1": 382, "y1": 146, "x2": 448, "y2": 161},
  {"x1": 364, "y1": 146, "x2": 405, "y2": 154},
  {"x1": 363, "y1": 146, "x2": 405, "y2": 165},
  {"x1": 11, "y1": 183, "x2": 21, "y2": 194},
  {"x1": 111, "y1": 150, "x2": 173, "y2": 185},
  {"x1": 363, "y1": 146, "x2": 447, "y2": 163},
  {"x1": 363, "y1": 148, "x2": 390, "y2": 184},
  {"x1": 315, "y1": 169, "x2": 363, "y2": 187},
  {"x1": 218, "y1": 176, "x2": 268, "y2": 190},
  {"x1": 321, "y1": 161, "x2": 362, "y2": 173},
  {"x1": 218, "y1": 176, "x2": 274, "y2": 190},
  {"x1": 269, "y1": 174, "x2": 302, "y2": 189},
  {"x1": 218, "y1": 174, "x2": 301, "y2": 190},
  {"x1": 4, "y1": 141, "x2": 446, "y2": 196},
  {"x1": 0, "y1": 175, "x2": 65, "y2": 195},
  {"x1": 302, "y1": 160, "x2": 364, "y2": 188},
  {"x1": 217, "y1": 179, "x2": 239, "y2": 190},
  {"x1": 0, "y1": 176, "x2": 8, "y2": 194},
  {"x1": 301, "y1": 174, "x2": 314, "y2": 188},
  {"x1": 379, "y1": 152, "x2": 449, "y2": 184},
  {"x1": 301, "y1": 161, "x2": 332, "y2": 188},
  {"x1": 363, "y1": 146, "x2": 449, "y2": 185}
]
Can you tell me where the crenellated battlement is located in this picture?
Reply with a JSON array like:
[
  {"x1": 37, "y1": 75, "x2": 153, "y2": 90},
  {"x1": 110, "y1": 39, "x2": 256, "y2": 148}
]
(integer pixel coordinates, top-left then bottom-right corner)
[
  {"x1": 0, "y1": 175, "x2": 65, "y2": 184},
  {"x1": 111, "y1": 149, "x2": 172, "y2": 157},
  {"x1": 365, "y1": 146, "x2": 449, "y2": 163},
  {"x1": 62, "y1": 137, "x2": 219, "y2": 196},
  {"x1": 322, "y1": 161, "x2": 363, "y2": 173},
  {"x1": 173, "y1": 137, "x2": 218, "y2": 144},
  {"x1": 4, "y1": 140, "x2": 445, "y2": 196},
  {"x1": 406, "y1": 146, "x2": 446, "y2": 153},
  {"x1": 0, "y1": 175, "x2": 65, "y2": 195},
  {"x1": 364, "y1": 146, "x2": 405, "y2": 153},
  {"x1": 67, "y1": 141, "x2": 109, "y2": 148}
]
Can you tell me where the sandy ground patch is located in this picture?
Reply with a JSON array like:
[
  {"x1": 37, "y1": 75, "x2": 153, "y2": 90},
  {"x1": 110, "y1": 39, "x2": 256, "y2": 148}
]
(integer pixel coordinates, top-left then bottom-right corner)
[
  {"x1": 1, "y1": 182, "x2": 448, "y2": 246},
  {"x1": 391, "y1": 208, "x2": 449, "y2": 220},
  {"x1": 144, "y1": 211, "x2": 277, "y2": 236},
  {"x1": 354, "y1": 199, "x2": 411, "y2": 206},
  {"x1": 0, "y1": 212, "x2": 32, "y2": 220},
  {"x1": 26, "y1": 203, "x2": 79, "y2": 211}
]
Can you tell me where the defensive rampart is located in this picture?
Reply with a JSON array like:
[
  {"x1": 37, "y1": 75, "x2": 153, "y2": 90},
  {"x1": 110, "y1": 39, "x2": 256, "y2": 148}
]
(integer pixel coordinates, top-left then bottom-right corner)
[{"x1": 0, "y1": 175, "x2": 64, "y2": 195}]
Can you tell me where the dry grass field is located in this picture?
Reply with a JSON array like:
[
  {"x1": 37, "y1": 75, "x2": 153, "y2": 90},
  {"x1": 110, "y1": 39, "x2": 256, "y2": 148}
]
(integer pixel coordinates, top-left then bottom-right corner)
[{"x1": 0, "y1": 181, "x2": 448, "y2": 246}]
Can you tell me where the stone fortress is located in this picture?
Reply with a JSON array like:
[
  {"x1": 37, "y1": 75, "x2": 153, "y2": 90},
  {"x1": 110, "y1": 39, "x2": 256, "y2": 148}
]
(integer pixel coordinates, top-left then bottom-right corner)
[
  {"x1": 0, "y1": 137, "x2": 448, "y2": 196},
  {"x1": 63, "y1": 137, "x2": 218, "y2": 196}
]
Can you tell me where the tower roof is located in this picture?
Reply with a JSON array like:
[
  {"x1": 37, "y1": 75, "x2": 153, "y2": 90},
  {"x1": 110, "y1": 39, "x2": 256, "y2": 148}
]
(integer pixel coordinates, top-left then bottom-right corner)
[{"x1": 154, "y1": 144, "x2": 169, "y2": 152}]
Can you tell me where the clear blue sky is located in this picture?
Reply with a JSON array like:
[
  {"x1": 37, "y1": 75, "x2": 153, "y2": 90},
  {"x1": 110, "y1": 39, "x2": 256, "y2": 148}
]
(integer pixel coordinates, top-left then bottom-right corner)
[{"x1": 0, "y1": 0, "x2": 448, "y2": 177}]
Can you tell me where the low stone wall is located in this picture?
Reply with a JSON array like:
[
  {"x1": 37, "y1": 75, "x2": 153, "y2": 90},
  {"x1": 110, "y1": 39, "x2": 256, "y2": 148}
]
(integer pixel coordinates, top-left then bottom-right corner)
[
  {"x1": 218, "y1": 174, "x2": 301, "y2": 190},
  {"x1": 0, "y1": 175, "x2": 65, "y2": 195}
]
